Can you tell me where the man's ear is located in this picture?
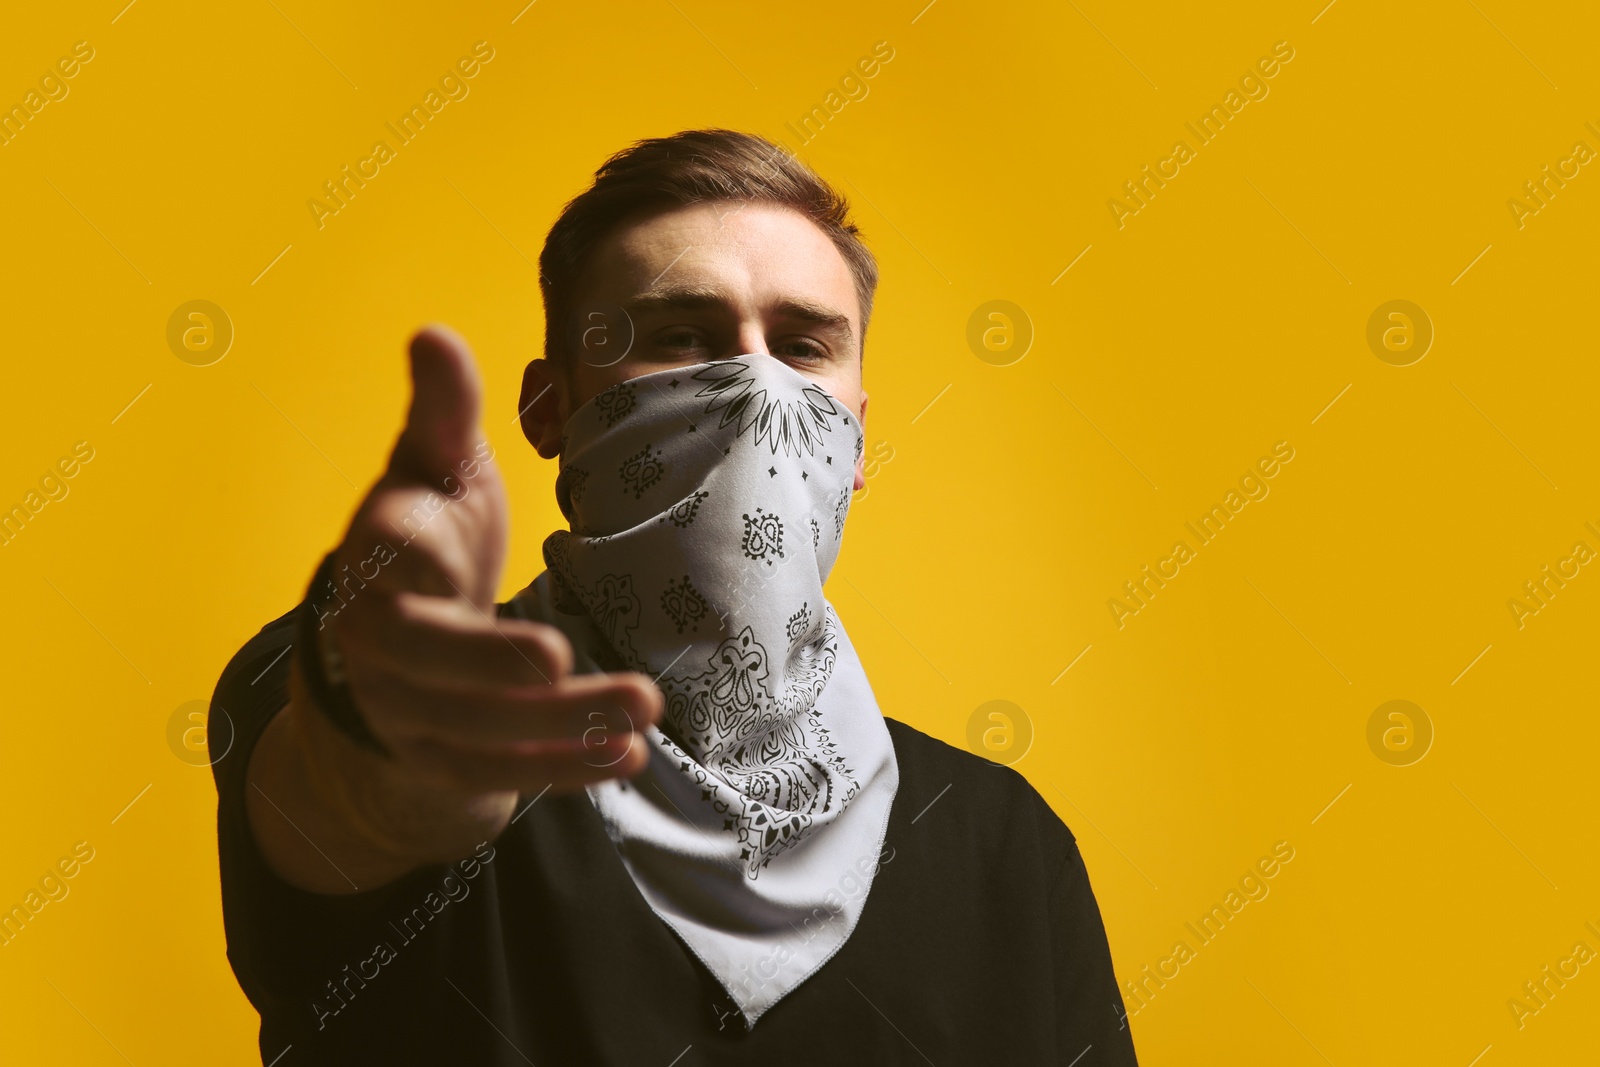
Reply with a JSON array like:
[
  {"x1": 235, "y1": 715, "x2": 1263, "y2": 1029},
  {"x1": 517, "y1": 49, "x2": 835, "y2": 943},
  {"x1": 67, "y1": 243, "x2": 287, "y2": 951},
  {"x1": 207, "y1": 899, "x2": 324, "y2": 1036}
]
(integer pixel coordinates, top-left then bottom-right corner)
[
  {"x1": 519, "y1": 358, "x2": 568, "y2": 459},
  {"x1": 853, "y1": 391, "x2": 869, "y2": 491}
]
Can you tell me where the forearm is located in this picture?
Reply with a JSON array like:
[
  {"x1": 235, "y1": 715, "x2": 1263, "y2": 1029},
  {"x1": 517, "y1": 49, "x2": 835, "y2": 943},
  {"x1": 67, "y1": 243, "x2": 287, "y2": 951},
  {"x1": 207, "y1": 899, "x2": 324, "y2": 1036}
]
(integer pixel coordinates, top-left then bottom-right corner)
[{"x1": 244, "y1": 658, "x2": 514, "y2": 895}]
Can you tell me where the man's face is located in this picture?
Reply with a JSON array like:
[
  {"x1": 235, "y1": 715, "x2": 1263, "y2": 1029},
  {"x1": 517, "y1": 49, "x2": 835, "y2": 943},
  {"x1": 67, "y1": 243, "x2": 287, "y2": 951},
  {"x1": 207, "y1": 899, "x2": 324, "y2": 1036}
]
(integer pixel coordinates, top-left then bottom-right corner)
[{"x1": 521, "y1": 201, "x2": 869, "y2": 489}]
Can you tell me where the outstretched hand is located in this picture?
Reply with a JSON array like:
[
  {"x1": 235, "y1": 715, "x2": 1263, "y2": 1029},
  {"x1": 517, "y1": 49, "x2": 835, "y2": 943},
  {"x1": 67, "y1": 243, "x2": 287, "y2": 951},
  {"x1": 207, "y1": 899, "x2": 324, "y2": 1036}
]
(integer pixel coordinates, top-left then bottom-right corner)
[{"x1": 255, "y1": 326, "x2": 662, "y2": 886}]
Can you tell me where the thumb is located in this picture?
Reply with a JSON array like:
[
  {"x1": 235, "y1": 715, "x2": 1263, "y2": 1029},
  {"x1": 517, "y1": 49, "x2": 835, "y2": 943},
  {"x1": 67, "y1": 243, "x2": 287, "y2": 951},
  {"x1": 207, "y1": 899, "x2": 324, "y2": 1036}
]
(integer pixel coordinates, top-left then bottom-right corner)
[{"x1": 391, "y1": 324, "x2": 483, "y2": 485}]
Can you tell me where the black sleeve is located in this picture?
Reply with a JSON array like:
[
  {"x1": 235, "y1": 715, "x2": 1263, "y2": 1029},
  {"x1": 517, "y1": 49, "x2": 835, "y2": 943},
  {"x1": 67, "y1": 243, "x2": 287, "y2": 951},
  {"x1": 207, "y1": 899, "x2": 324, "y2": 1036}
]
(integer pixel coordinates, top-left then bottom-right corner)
[
  {"x1": 206, "y1": 603, "x2": 302, "y2": 1020},
  {"x1": 1049, "y1": 837, "x2": 1140, "y2": 1064},
  {"x1": 205, "y1": 604, "x2": 460, "y2": 1050}
]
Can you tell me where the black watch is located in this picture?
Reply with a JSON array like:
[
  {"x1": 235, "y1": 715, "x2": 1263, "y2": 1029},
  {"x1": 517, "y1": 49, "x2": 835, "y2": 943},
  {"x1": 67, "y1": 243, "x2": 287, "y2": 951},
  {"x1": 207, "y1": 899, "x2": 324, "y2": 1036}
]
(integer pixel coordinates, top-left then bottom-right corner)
[{"x1": 296, "y1": 549, "x2": 392, "y2": 757}]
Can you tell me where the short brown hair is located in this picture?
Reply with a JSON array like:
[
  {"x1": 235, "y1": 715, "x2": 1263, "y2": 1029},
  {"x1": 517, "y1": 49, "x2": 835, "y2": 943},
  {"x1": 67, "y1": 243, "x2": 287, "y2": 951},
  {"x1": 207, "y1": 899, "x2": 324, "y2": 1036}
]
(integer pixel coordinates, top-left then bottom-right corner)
[{"x1": 538, "y1": 128, "x2": 879, "y2": 362}]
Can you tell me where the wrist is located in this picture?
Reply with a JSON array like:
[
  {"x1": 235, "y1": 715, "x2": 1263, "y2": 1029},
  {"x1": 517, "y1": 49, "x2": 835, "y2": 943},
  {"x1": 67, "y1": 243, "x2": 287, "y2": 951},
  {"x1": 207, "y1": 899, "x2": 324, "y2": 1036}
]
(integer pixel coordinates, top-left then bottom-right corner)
[
  {"x1": 286, "y1": 664, "x2": 514, "y2": 867},
  {"x1": 297, "y1": 549, "x2": 393, "y2": 758}
]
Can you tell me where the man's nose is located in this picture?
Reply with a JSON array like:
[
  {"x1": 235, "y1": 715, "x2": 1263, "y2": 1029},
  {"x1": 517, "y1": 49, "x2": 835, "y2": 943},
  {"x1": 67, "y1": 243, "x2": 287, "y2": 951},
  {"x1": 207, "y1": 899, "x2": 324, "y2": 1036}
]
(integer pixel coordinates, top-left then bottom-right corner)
[{"x1": 732, "y1": 324, "x2": 768, "y2": 358}]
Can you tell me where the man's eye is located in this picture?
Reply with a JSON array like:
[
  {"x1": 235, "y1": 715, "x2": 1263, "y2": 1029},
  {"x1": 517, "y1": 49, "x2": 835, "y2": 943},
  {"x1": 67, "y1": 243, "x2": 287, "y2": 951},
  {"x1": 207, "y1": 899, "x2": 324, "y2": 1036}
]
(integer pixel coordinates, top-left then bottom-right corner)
[
  {"x1": 779, "y1": 339, "x2": 828, "y2": 360},
  {"x1": 656, "y1": 330, "x2": 706, "y2": 349}
]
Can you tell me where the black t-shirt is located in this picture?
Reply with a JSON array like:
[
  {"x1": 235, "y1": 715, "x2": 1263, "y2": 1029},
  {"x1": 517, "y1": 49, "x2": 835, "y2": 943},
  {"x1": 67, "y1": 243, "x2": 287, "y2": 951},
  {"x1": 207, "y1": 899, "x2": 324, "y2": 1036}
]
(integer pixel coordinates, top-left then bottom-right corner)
[{"x1": 210, "y1": 599, "x2": 1140, "y2": 1066}]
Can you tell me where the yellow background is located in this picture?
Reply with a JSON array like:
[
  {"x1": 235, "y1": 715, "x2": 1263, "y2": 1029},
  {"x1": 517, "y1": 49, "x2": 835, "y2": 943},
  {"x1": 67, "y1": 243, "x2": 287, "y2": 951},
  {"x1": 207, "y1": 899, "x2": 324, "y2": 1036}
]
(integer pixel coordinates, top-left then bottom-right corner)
[{"x1": 2, "y1": 0, "x2": 1596, "y2": 1062}]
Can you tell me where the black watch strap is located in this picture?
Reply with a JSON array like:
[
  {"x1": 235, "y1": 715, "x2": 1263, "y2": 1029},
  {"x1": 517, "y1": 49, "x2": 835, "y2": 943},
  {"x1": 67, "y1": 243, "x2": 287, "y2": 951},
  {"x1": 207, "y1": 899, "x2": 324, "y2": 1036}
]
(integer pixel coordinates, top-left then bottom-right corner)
[{"x1": 296, "y1": 550, "x2": 392, "y2": 757}]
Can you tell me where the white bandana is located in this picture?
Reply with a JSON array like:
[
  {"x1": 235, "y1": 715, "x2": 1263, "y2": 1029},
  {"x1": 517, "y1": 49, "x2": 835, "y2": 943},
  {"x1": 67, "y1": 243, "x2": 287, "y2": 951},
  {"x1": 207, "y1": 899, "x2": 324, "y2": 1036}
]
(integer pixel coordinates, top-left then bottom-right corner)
[{"x1": 538, "y1": 354, "x2": 899, "y2": 1026}]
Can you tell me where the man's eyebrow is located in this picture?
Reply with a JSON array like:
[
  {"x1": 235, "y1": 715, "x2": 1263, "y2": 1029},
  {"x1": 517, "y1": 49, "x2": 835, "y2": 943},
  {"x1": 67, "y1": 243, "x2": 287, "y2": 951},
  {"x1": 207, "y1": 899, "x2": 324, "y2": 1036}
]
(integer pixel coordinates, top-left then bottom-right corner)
[
  {"x1": 772, "y1": 299, "x2": 854, "y2": 343},
  {"x1": 622, "y1": 286, "x2": 854, "y2": 344},
  {"x1": 621, "y1": 285, "x2": 726, "y2": 315}
]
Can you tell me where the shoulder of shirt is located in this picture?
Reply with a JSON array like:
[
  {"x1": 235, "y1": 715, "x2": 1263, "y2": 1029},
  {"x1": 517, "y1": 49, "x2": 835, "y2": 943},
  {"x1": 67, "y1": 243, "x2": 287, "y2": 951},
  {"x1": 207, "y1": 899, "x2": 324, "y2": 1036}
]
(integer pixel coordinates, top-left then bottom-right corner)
[
  {"x1": 497, "y1": 573, "x2": 552, "y2": 620},
  {"x1": 880, "y1": 715, "x2": 1078, "y2": 851},
  {"x1": 211, "y1": 603, "x2": 299, "y2": 705},
  {"x1": 207, "y1": 602, "x2": 300, "y2": 795}
]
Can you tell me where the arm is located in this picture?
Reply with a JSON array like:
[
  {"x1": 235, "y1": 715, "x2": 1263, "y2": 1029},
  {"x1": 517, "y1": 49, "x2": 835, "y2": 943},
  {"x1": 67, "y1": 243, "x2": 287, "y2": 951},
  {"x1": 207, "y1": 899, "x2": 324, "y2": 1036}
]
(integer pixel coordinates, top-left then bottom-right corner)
[
  {"x1": 1049, "y1": 840, "x2": 1141, "y2": 1064},
  {"x1": 235, "y1": 326, "x2": 663, "y2": 896}
]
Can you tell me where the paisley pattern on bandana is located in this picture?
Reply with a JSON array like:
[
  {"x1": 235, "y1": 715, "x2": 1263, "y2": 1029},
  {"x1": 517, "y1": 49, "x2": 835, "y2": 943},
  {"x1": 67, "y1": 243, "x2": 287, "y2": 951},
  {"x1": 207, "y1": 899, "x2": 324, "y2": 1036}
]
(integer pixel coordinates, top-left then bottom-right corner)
[
  {"x1": 618, "y1": 444, "x2": 666, "y2": 499},
  {"x1": 660, "y1": 574, "x2": 710, "y2": 635},
  {"x1": 740, "y1": 507, "x2": 785, "y2": 566},
  {"x1": 659, "y1": 489, "x2": 709, "y2": 528},
  {"x1": 786, "y1": 602, "x2": 813, "y2": 645},
  {"x1": 593, "y1": 380, "x2": 637, "y2": 427}
]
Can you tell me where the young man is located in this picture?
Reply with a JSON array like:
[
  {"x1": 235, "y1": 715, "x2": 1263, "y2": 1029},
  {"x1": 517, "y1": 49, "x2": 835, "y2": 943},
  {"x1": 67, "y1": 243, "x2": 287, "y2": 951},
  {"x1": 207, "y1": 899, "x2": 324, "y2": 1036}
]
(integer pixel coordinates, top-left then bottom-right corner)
[{"x1": 211, "y1": 128, "x2": 1139, "y2": 1065}]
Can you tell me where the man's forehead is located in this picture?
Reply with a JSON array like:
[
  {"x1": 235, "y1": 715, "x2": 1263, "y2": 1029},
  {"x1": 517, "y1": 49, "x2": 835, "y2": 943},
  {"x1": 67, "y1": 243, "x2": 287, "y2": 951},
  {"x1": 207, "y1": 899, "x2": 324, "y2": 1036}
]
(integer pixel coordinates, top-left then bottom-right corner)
[
  {"x1": 607, "y1": 199, "x2": 806, "y2": 246},
  {"x1": 576, "y1": 203, "x2": 861, "y2": 327}
]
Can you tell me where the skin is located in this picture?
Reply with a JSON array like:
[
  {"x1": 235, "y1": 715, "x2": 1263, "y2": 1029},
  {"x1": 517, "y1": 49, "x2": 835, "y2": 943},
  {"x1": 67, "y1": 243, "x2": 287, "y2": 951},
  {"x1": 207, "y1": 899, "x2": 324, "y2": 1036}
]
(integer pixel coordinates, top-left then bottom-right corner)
[{"x1": 245, "y1": 200, "x2": 871, "y2": 894}]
